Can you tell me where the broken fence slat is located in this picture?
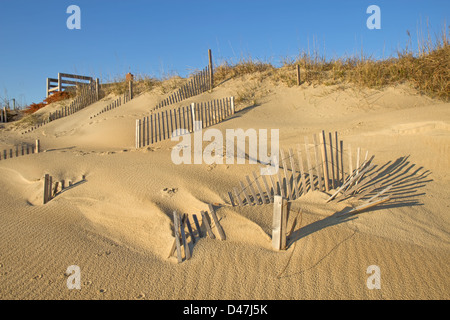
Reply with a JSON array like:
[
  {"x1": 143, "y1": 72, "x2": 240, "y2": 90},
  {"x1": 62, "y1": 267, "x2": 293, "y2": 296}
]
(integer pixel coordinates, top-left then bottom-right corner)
[
  {"x1": 173, "y1": 211, "x2": 183, "y2": 263},
  {"x1": 347, "y1": 196, "x2": 391, "y2": 214},
  {"x1": 179, "y1": 215, "x2": 191, "y2": 260},
  {"x1": 201, "y1": 211, "x2": 216, "y2": 239},
  {"x1": 208, "y1": 204, "x2": 226, "y2": 241},
  {"x1": 192, "y1": 214, "x2": 202, "y2": 238}
]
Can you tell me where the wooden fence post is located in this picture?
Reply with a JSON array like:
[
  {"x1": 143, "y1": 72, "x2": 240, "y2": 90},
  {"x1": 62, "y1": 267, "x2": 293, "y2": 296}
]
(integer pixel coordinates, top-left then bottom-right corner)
[
  {"x1": 129, "y1": 80, "x2": 133, "y2": 100},
  {"x1": 190, "y1": 103, "x2": 196, "y2": 132},
  {"x1": 208, "y1": 49, "x2": 213, "y2": 90},
  {"x1": 95, "y1": 78, "x2": 99, "y2": 100},
  {"x1": 135, "y1": 119, "x2": 141, "y2": 148},
  {"x1": 297, "y1": 64, "x2": 301, "y2": 85},
  {"x1": 43, "y1": 174, "x2": 49, "y2": 204},
  {"x1": 35, "y1": 140, "x2": 40, "y2": 153},
  {"x1": 173, "y1": 211, "x2": 183, "y2": 263},
  {"x1": 272, "y1": 195, "x2": 288, "y2": 250}
]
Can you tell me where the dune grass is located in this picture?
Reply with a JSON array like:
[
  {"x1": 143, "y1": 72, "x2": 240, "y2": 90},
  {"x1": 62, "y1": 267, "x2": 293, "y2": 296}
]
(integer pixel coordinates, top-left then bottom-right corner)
[{"x1": 213, "y1": 26, "x2": 449, "y2": 101}]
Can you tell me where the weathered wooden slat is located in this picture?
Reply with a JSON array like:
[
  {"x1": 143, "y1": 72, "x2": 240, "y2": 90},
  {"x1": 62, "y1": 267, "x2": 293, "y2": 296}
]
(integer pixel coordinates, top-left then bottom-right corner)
[
  {"x1": 276, "y1": 167, "x2": 286, "y2": 199},
  {"x1": 185, "y1": 216, "x2": 195, "y2": 244},
  {"x1": 326, "y1": 163, "x2": 374, "y2": 203},
  {"x1": 304, "y1": 137, "x2": 315, "y2": 192},
  {"x1": 208, "y1": 204, "x2": 226, "y2": 241},
  {"x1": 288, "y1": 148, "x2": 300, "y2": 199},
  {"x1": 173, "y1": 211, "x2": 183, "y2": 263},
  {"x1": 233, "y1": 187, "x2": 244, "y2": 207},
  {"x1": 272, "y1": 195, "x2": 288, "y2": 250},
  {"x1": 340, "y1": 140, "x2": 344, "y2": 186},
  {"x1": 328, "y1": 132, "x2": 336, "y2": 189},
  {"x1": 239, "y1": 181, "x2": 252, "y2": 205},
  {"x1": 280, "y1": 149, "x2": 293, "y2": 200},
  {"x1": 260, "y1": 173, "x2": 274, "y2": 203},
  {"x1": 228, "y1": 191, "x2": 236, "y2": 207},
  {"x1": 179, "y1": 215, "x2": 191, "y2": 260},
  {"x1": 346, "y1": 196, "x2": 391, "y2": 214},
  {"x1": 252, "y1": 171, "x2": 268, "y2": 204},
  {"x1": 201, "y1": 210, "x2": 216, "y2": 239},
  {"x1": 320, "y1": 131, "x2": 330, "y2": 191},
  {"x1": 313, "y1": 134, "x2": 323, "y2": 191},
  {"x1": 353, "y1": 182, "x2": 382, "y2": 200},
  {"x1": 366, "y1": 185, "x2": 393, "y2": 203},
  {"x1": 296, "y1": 146, "x2": 307, "y2": 195},
  {"x1": 335, "y1": 132, "x2": 340, "y2": 187},
  {"x1": 246, "y1": 175, "x2": 261, "y2": 205},
  {"x1": 192, "y1": 214, "x2": 202, "y2": 238}
]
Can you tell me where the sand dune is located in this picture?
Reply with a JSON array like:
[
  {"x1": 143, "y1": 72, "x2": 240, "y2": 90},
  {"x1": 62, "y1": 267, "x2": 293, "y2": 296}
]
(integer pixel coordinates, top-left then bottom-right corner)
[{"x1": 0, "y1": 79, "x2": 449, "y2": 299}]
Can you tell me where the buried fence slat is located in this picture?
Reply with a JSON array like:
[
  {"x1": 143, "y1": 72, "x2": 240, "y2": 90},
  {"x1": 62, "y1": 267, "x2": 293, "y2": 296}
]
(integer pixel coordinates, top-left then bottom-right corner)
[
  {"x1": 354, "y1": 182, "x2": 383, "y2": 200},
  {"x1": 296, "y1": 146, "x2": 307, "y2": 195},
  {"x1": 185, "y1": 216, "x2": 196, "y2": 244},
  {"x1": 43, "y1": 174, "x2": 49, "y2": 204},
  {"x1": 208, "y1": 204, "x2": 226, "y2": 241},
  {"x1": 201, "y1": 210, "x2": 216, "y2": 239},
  {"x1": 269, "y1": 174, "x2": 277, "y2": 197},
  {"x1": 304, "y1": 137, "x2": 315, "y2": 192},
  {"x1": 272, "y1": 195, "x2": 288, "y2": 250},
  {"x1": 335, "y1": 132, "x2": 340, "y2": 187},
  {"x1": 347, "y1": 196, "x2": 391, "y2": 214},
  {"x1": 233, "y1": 187, "x2": 244, "y2": 207},
  {"x1": 161, "y1": 111, "x2": 166, "y2": 140},
  {"x1": 165, "y1": 110, "x2": 170, "y2": 139},
  {"x1": 239, "y1": 180, "x2": 252, "y2": 206},
  {"x1": 252, "y1": 171, "x2": 268, "y2": 204},
  {"x1": 157, "y1": 112, "x2": 161, "y2": 142},
  {"x1": 260, "y1": 173, "x2": 273, "y2": 203},
  {"x1": 320, "y1": 131, "x2": 330, "y2": 192},
  {"x1": 313, "y1": 134, "x2": 323, "y2": 191},
  {"x1": 328, "y1": 132, "x2": 336, "y2": 189},
  {"x1": 276, "y1": 167, "x2": 286, "y2": 199},
  {"x1": 340, "y1": 140, "x2": 344, "y2": 186},
  {"x1": 228, "y1": 192, "x2": 236, "y2": 207},
  {"x1": 192, "y1": 214, "x2": 202, "y2": 238},
  {"x1": 246, "y1": 175, "x2": 261, "y2": 205},
  {"x1": 179, "y1": 215, "x2": 191, "y2": 260},
  {"x1": 366, "y1": 185, "x2": 393, "y2": 203},
  {"x1": 348, "y1": 144, "x2": 353, "y2": 177},
  {"x1": 48, "y1": 175, "x2": 53, "y2": 201},
  {"x1": 280, "y1": 149, "x2": 293, "y2": 200},
  {"x1": 172, "y1": 211, "x2": 183, "y2": 263}
]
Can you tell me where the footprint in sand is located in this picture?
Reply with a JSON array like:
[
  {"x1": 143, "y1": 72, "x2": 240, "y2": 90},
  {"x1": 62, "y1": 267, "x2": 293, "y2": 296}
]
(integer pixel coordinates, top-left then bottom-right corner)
[
  {"x1": 162, "y1": 187, "x2": 178, "y2": 197},
  {"x1": 136, "y1": 293, "x2": 146, "y2": 300},
  {"x1": 99, "y1": 288, "x2": 107, "y2": 294}
]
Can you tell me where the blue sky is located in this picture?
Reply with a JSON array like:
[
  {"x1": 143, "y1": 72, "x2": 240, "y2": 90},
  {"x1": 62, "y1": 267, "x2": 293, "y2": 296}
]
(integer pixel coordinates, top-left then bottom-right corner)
[{"x1": 0, "y1": 0, "x2": 448, "y2": 107}]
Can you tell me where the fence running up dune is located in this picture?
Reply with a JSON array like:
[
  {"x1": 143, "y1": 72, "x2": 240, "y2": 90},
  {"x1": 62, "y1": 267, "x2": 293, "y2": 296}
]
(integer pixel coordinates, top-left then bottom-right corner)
[
  {"x1": 22, "y1": 82, "x2": 100, "y2": 134},
  {"x1": 154, "y1": 49, "x2": 214, "y2": 111},
  {"x1": 136, "y1": 96, "x2": 235, "y2": 148}
]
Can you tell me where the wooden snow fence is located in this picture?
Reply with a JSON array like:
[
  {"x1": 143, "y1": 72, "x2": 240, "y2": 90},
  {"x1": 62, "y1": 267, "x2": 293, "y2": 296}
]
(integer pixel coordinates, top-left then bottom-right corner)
[
  {"x1": 22, "y1": 82, "x2": 100, "y2": 135},
  {"x1": 224, "y1": 130, "x2": 393, "y2": 250},
  {"x1": 43, "y1": 174, "x2": 85, "y2": 204},
  {"x1": 90, "y1": 82, "x2": 134, "y2": 119},
  {"x1": 154, "y1": 49, "x2": 214, "y2": 111},
  {"x1": 0, "y1": 140, "x2": 40, "y2": 161},
  {"x1": 135, "y1": 96, "x2": 235, "y2": 148},
  {"x1": 169, "y1": 204, "x2": 225, "y2": 263}
]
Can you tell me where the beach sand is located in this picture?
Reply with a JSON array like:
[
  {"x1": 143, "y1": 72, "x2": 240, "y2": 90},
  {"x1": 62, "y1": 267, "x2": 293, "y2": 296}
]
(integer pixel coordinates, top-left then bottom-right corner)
[{"x1": 0, "y1": 79, "x2": 449, "y2": 299}]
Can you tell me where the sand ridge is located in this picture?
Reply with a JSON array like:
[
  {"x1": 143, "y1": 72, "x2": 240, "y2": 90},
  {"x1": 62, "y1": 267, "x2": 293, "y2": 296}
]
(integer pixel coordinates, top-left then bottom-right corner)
[{"x1": 1, "y1": 79, "x2": 449, "y2": 299}]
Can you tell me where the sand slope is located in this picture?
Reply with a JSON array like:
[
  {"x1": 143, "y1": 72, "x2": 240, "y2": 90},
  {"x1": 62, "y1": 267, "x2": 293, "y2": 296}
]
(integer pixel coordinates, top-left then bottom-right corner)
[{"x1": 0, "y1": 79, "x2": 449, "y2": 299}]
